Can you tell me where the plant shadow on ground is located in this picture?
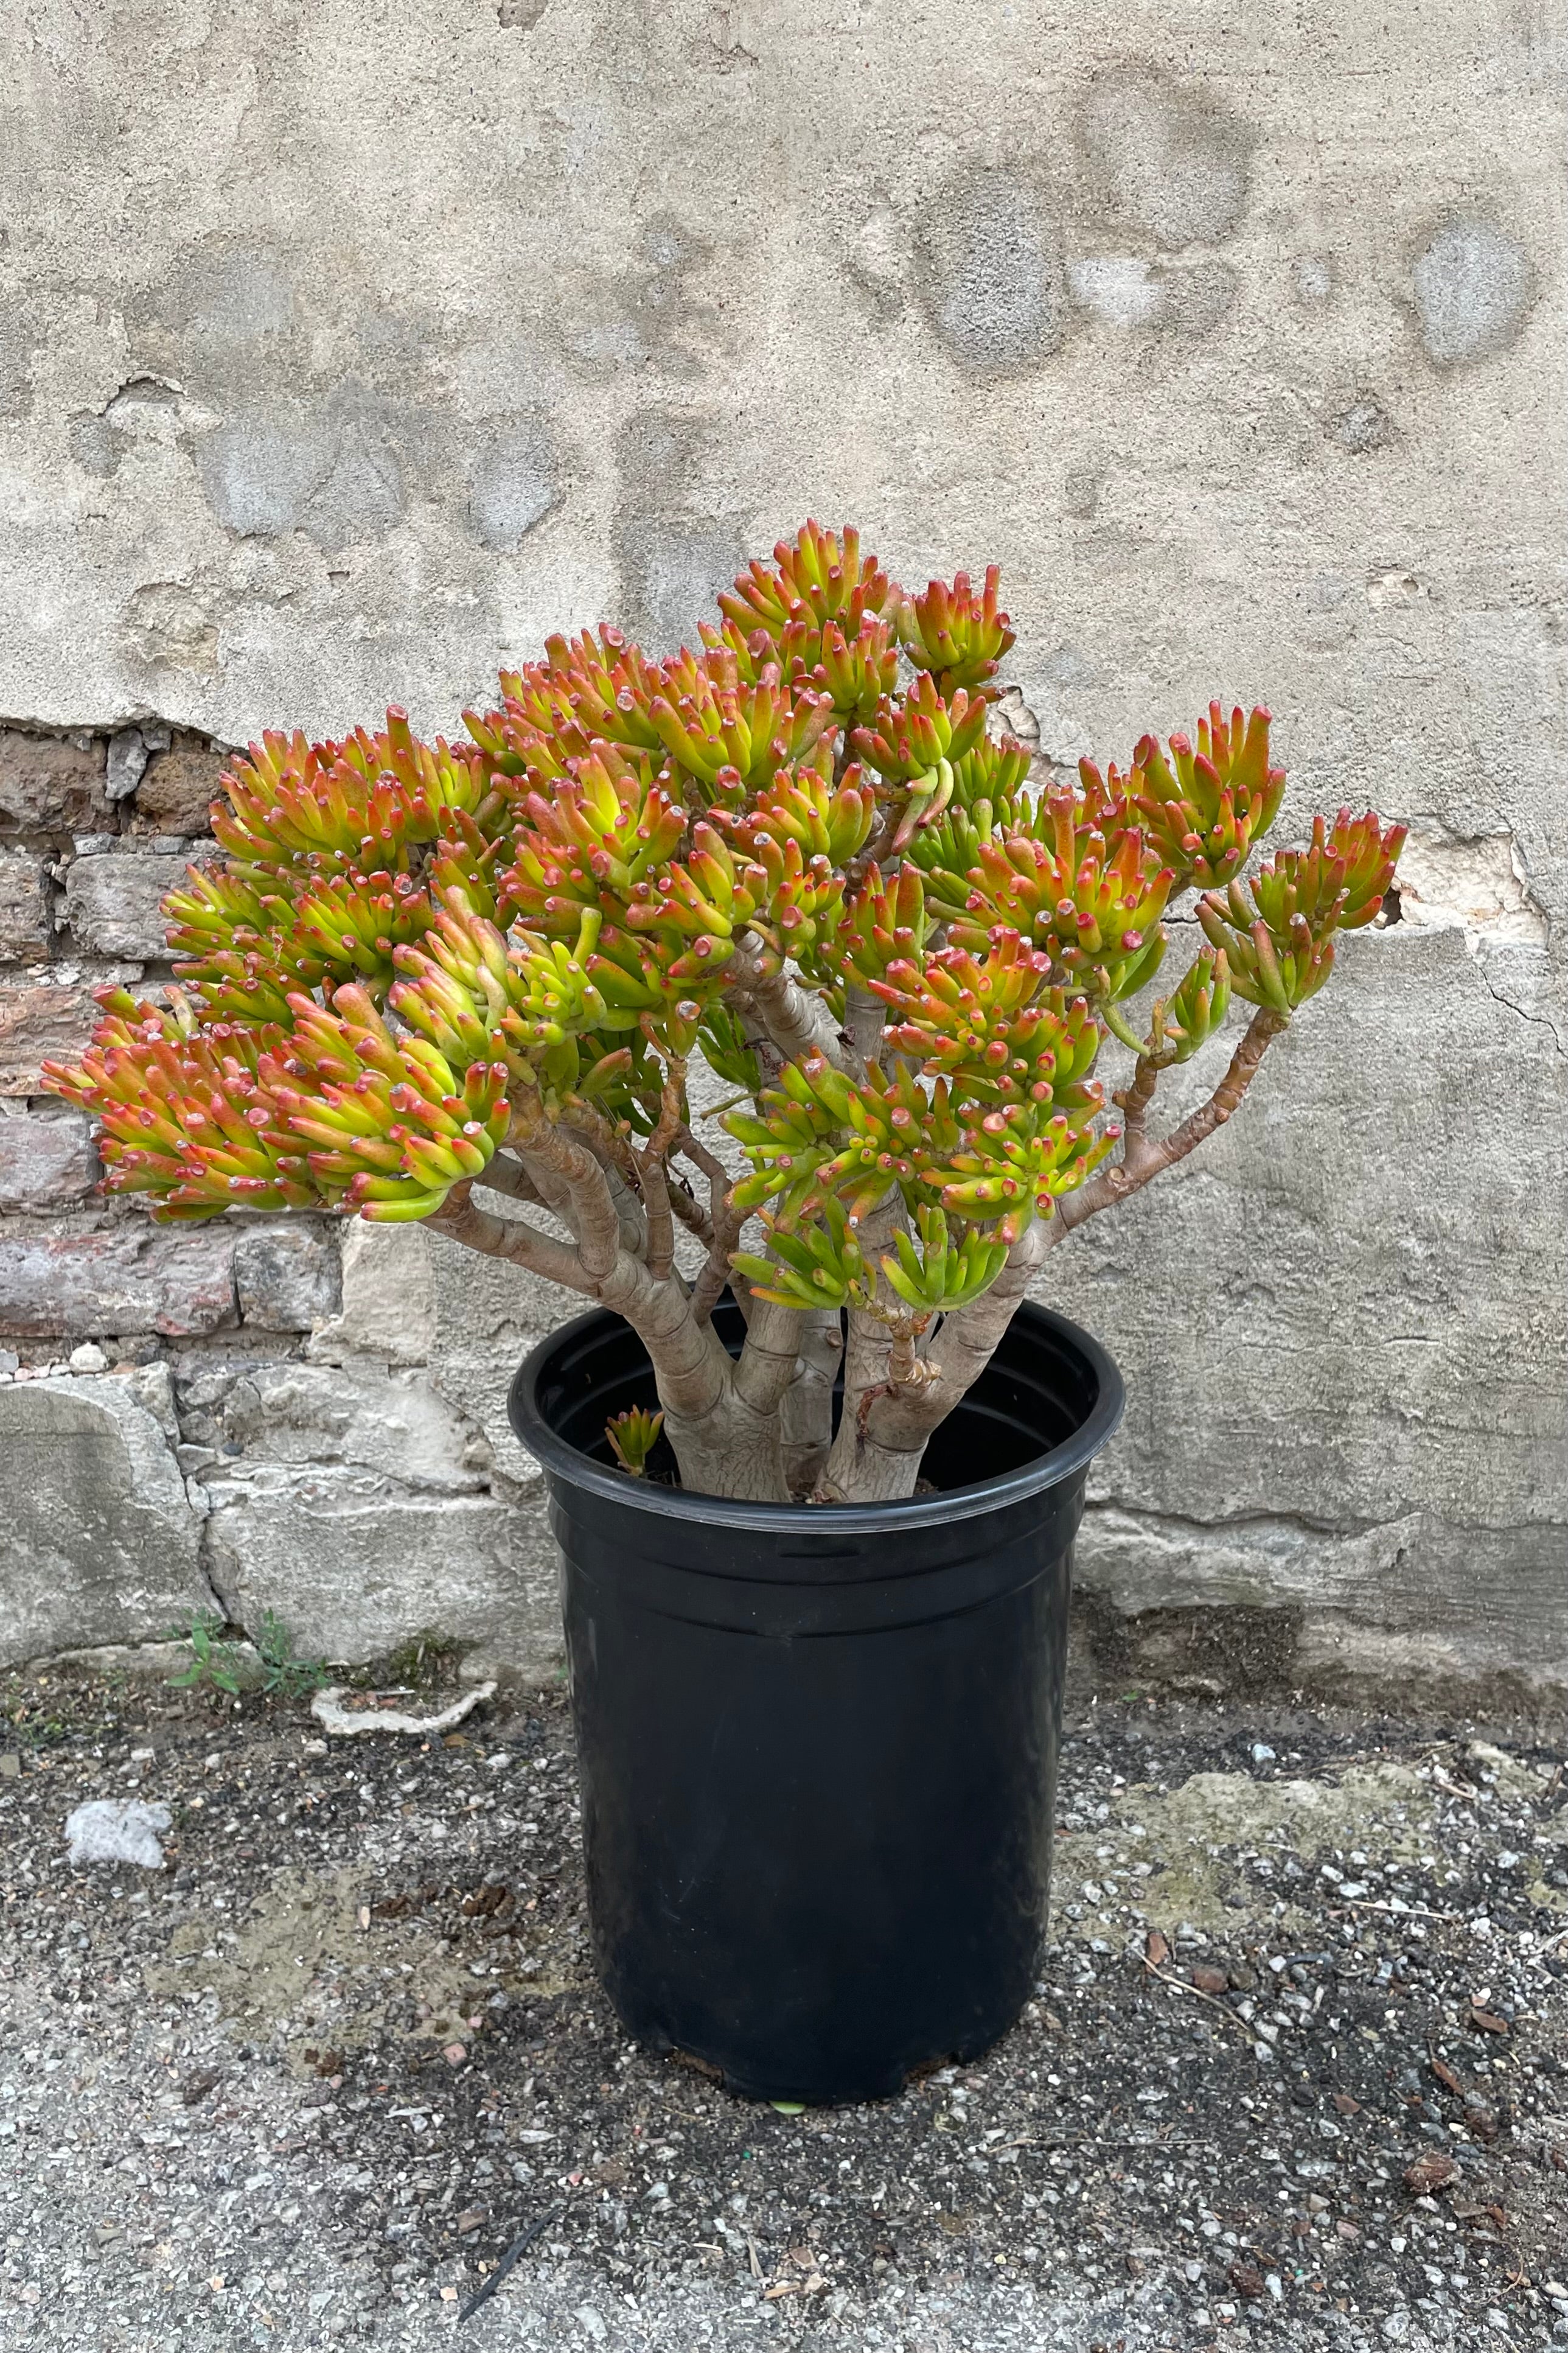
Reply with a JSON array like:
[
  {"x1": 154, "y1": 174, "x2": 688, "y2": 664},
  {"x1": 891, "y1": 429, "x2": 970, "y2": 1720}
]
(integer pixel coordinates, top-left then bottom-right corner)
[{"x1": 1, "y1": 1666, "x2": 1565, "y2": 2351}]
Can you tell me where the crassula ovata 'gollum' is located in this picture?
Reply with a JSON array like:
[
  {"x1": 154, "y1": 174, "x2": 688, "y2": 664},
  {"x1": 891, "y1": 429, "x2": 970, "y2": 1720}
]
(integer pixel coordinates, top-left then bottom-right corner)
[{"x1": 47, "y1": 524, "x2": 1404, "y2": 1504}]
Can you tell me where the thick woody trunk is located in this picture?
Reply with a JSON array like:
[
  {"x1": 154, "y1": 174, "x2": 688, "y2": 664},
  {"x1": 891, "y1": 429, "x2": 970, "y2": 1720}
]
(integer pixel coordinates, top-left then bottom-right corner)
[
  {"x1": 820, "y1": 1306, "x2": 899, "y2": 1499},
  {"x1": 779, "y1": 1309, "x2": 842, "y2": 1498},
  {"x1": 604, "y1": 1261, "x2": 795, "y2": 1502},
  {"x1": 656, "y1": 1384, "x2": 791, "y2": 1502},
  {"x1": 821, "y1": 1220, "x2": 1057, "y2": 1502}
]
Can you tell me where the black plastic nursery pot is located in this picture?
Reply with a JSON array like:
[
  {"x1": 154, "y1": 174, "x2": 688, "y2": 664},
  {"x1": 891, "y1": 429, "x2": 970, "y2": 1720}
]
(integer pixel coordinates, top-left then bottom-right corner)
[{"x1": 508, "y1": 1298, "x2": 1123, "y2": 2106}]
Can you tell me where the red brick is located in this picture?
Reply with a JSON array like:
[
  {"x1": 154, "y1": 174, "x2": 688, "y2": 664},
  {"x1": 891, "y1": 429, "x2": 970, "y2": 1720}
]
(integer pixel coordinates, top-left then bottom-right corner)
[
  {"x1": 0, "y1": 979, "x2": 104, "y2": 1095},
  {"x1": 0, "y1": 730, "x2": 107, "y2": 831},
  {"x1": 131, "y1": 732, "x2": 229, "y2": 836}
]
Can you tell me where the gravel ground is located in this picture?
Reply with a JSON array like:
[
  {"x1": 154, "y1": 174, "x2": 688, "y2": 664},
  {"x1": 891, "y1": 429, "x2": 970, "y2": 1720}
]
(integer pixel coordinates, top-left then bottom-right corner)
[{"x1": 2, "y1": 1661, "x2": 1566, "y2": 2353}]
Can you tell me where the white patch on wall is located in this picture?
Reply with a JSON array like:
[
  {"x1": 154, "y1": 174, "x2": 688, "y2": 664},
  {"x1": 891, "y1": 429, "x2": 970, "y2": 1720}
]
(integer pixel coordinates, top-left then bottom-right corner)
[
  {"x1": 1395, "y1": 831, "x2": 1548, "y2": 947},
  {"x1": 1365, "y1": 568, "x2": 1429, "y2": 607},
  {"x1": 1066, "y1": 257, "x2": 1164, "y2": 329},
  {"x1": 103, "y1": 377, "x2": 219, "y2": 447},
  {"x1": 1293, "y1": 254, "x2": 1336, "y2": 304},
  {"x1": 848, "y1": 203, "x2": 915, "y2": 311},
  {"x1": 991, "y1": 683, "x2": 1041, "y2": 750},
  {"x1": 308, "y1": 1220, "x2": 435, "y2": 1368}
]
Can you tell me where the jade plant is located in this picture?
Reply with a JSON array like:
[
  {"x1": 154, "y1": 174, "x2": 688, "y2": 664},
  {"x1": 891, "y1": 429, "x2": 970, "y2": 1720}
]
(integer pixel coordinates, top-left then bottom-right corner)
[{"x1": 47, "y1": 525, "x2": 1403, "y2": 1504}]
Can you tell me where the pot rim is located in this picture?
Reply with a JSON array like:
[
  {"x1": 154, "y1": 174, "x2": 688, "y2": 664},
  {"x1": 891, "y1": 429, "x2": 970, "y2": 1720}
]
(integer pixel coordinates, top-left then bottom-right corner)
[{"x1": 509, "y1": 1297, "x2": 1124, "y2": 1537}]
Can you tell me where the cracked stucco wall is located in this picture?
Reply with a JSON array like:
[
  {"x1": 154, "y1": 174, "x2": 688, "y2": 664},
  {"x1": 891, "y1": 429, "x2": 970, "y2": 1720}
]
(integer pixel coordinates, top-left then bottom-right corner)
[{"x1": 1, "y1": 0, "x2": 1565, "y2": 1693}]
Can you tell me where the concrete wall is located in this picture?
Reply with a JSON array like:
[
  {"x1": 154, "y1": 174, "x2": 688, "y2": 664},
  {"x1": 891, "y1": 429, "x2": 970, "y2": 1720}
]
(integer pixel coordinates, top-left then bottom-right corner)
[{"x1": 1, "y1": 1, "x2": 1564, "y2": 1696}]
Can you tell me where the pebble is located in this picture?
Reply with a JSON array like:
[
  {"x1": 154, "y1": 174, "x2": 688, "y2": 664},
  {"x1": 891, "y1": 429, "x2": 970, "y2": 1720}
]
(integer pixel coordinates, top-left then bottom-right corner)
[{"x1": 68, "y1": 1342, "x2": 109, "y2": 1372}]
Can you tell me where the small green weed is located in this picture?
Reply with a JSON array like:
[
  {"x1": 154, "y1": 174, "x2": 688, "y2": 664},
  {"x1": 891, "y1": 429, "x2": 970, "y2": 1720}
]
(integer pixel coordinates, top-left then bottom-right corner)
[
  {"x1": 168, "y1": 1612, "x2": 247, "y2": 1696},
  {"x1": 168, "y1": 1610, "x2": 327, "y2": 1702},
  {"x1": 254, "y1": 1610, "x2": 329, "y2": 1701}
]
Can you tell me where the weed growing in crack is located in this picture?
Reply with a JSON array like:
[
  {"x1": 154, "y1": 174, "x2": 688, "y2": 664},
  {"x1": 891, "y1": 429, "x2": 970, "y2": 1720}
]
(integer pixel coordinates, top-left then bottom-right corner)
[{"x1": 167, "y1": 1610, "x2": 326, "y2": 1702}]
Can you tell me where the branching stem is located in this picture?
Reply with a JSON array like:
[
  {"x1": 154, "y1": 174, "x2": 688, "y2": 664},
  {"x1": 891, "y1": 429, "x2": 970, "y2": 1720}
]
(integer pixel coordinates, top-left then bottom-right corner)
[
  {"x1": 1059, "y1": 1009, "x2": 1286, "y2": 1232},
  {"x1": 844, "y1": 984, "x2": 886, "y2": 1075},
  {"x1": 729, "y1": 936, "x2": 851, "y2": 1071},
  {"x1": 427, "y1": 1181, "x2": 591, "y2": 1295},
  {"x1": 677, "y1": 1123, "x2": 747, "y2": 1327},
  {"x1": 509, "y1": 1110, "x2": 623, "y2": 1280}
]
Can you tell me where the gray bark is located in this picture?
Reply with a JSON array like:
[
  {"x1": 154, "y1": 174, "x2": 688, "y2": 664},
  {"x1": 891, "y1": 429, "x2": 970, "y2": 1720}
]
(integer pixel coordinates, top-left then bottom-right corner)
[{"x1": 779, "y1": 1309, "x2": 843, "y2": 1497}]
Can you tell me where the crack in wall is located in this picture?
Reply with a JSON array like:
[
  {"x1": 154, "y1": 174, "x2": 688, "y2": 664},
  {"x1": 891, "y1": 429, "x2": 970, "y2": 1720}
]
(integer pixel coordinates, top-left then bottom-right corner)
[
  {"x1": 1085, "y1": 1497, "x2": 1568, "y2": 1545},
  {"x1": 1088, "y1": 1497, "x2": 1379, "y2": 1539},
  {"x1": 197, "y1": 1507, "x2": 243, "y2": 1631},
  {"x1": 191, "y1": 1521, "x2": 229, "y2": 1626},
  {"x1": 1, "y1": 709, "x2": 221, "y2": 741},
  {"x1": 1474, "y1": 964, "x2": 1568, "y2": 1057}
]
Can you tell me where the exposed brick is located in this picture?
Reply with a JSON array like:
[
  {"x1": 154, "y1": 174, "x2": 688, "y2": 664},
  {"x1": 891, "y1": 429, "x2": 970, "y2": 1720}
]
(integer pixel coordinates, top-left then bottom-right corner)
[
  {"x1": 0, "y1": 846, "x2": 52, "y2": 958},
  {"x1": 0, "y1": 1107, "x2": 99, "y2": 1209},
  {"x1": 0, "y1": 1222, "x2": 237, "y2": 1338},
  {"x1": 0, "y1": 730, "x2": 108, "y2": 832},
  {"x1": 234, "y1": 1220, "x2": 342, "y2": 1331},
  {"x1": 0, "y1": 978, "x2": 105, "y2": 1094},
  {"x1": 131, "y1": 730, "x2": 229, "y2": 836},
  {"x1": 61, "y1": 848, "x2": 198, "y2": 959}
]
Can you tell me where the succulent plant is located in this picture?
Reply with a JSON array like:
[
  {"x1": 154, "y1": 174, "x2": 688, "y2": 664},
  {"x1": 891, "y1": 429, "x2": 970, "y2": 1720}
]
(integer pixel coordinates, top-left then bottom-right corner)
[
  {"x1": 605, "y1": 1406, "x2": 666, "y2": 1477},
  {"x1": 46, "y1": 523, "x2": 1404, "y2": 1504}
]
